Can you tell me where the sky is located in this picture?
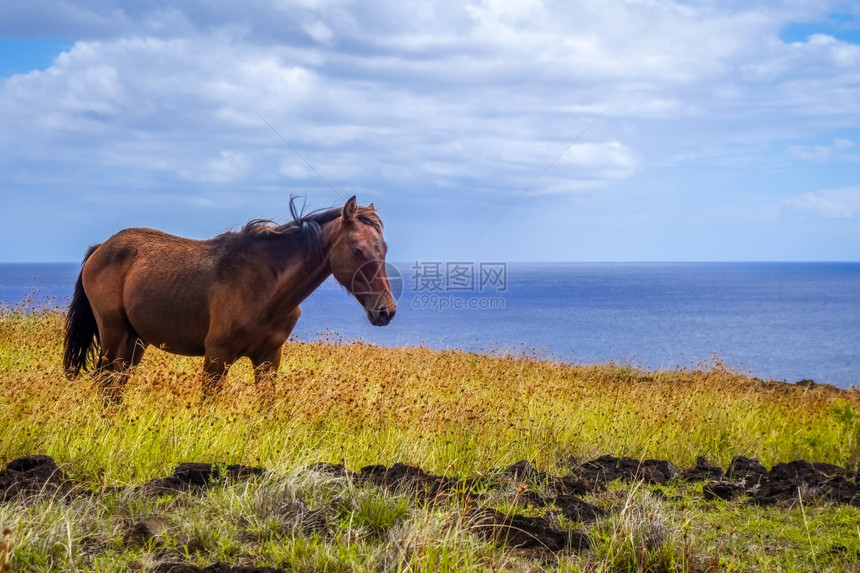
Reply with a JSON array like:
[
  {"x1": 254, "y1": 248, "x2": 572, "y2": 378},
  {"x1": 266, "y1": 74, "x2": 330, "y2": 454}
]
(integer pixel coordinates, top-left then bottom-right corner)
[{"x1": 0, "y1": 0, "x2": 859, "y2": 263}]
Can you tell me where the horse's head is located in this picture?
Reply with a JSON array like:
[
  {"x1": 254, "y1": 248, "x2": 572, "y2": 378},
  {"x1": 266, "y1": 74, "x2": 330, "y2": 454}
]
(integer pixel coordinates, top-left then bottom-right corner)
[{"x1": 329, "y1": 196, "x2": 396, "y2": 326}]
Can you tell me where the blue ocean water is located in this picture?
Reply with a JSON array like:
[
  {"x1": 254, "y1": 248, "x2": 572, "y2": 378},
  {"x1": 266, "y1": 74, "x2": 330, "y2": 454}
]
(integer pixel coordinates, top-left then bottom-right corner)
[
  {"x1": 0, "y1": 263, "x2": 81, "y2": 309},
  {"x1": 2, "y1": 262, "x2": 858, "y2": 387}
]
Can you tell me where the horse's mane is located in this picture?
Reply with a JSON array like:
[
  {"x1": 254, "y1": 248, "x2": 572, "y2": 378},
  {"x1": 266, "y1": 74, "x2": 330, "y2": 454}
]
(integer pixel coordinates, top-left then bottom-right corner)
[{"x1": 237, "y1": 197, "x2": 382, "y2": 261}]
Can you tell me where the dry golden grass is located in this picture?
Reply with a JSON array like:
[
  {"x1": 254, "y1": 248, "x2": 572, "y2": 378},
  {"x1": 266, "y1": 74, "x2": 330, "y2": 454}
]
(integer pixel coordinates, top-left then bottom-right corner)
[{"x1": 2, "y1": 308, "x2": 859, "y2": 484}]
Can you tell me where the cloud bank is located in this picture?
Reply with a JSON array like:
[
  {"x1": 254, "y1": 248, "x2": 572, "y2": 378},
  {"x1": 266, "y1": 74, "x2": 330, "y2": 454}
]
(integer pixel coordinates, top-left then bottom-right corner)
[{"x1": 1, "y1": 0, "x2": 858, "y2": 260}]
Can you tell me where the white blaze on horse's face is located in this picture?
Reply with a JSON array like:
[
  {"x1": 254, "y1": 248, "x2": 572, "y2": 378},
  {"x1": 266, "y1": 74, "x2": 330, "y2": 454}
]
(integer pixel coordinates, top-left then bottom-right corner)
[{"x1": 330, "y1": 197, "x2": 396, "y2": 326}]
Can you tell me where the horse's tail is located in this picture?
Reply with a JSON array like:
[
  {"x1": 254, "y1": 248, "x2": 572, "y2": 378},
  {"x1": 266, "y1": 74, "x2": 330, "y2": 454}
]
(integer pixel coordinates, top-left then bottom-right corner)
[{"x1": 63, "y1": 245, "x2": 101, "y2": 378}]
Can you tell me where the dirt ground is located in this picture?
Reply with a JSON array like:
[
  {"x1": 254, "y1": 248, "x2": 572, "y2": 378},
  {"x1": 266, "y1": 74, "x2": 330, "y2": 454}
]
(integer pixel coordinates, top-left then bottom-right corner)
[{"x1": 1, "y1": 453, "x2": 857, "y2": 572}]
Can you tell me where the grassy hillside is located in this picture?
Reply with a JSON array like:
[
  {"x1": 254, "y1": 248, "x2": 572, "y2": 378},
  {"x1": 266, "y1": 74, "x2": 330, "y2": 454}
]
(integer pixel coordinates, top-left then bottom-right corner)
[{"x1": 2, "y1": 308, "x2": 860, "y2": 571}]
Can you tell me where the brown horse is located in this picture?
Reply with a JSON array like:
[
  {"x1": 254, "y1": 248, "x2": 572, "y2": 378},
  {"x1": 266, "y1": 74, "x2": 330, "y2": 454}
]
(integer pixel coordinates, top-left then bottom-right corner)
[{"x1": 63, "y1": 196, "x2": 395, "y2": 398}]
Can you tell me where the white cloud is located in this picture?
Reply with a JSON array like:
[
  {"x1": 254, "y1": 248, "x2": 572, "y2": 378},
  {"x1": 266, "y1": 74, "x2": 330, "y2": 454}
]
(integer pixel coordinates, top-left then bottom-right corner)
[
  {"x1": 785, "y1": 187, "x2": 860, "y2": 218},
  {"x1": 788, "y1": 138, "x2": 859, "y2": 162},
  {"x1": 562, "y1": 141, "x2": 637, "y2": 177},
  {"x1": 2, "y1": 2, "x2": 854, "y2": 170},
  {"x1": 0, "y1": 0, "x2": 859, "y2": 261},
  {"x1": 180, "y1": 150, "x2": 250, "y2": 183},
  {"x1": 0, "y1": 33, "x2": 319, "y2": 185},
  {"x1": 303, "y1": 20, "x2": 334, "y2": 44}
]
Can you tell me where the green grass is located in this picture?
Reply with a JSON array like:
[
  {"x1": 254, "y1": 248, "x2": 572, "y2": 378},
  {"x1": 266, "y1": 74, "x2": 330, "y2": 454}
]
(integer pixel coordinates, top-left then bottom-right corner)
[{"x1": 2, "y1": 308, "x2": 860, "y2": 571}]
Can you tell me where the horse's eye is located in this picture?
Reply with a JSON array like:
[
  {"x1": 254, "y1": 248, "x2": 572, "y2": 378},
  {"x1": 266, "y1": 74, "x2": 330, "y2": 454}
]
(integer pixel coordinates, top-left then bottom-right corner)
[{"x1": 352, "y1": 248, "x2": 364, "y2": 259}]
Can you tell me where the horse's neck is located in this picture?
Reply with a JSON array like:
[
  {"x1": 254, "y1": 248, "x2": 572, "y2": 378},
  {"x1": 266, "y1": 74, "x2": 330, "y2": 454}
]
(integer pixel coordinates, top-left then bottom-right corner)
[
  {"x1": 262, "y1": 252, "x2": 328, "y2": 309},
  {"x1": 265, "y1": 219, "x2": 339, "y2": 308}
]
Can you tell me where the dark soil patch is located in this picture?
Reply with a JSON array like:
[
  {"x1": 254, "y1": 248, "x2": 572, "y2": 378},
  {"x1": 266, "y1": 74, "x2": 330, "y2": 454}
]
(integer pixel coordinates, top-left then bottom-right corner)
[
  {"x1": 469, "y1": 508, "x2": 590, "y2": 552},
  {"x1": 306, "y1": 462, "x2": 357, "y2": 479},
  {"x1": 503, "y1": 459, "x2": 545, "y2": 481},
  {"x1": 752, "y1": 460, "x2": 859, "y2": 507},
  {"x1": 0, "y1": 455, "x2": 76, "y2": 500},
  {"x1": 552, "y1": 495, "x2": 607, "y2": 523},
  {"x1": 573, "y1": 455, "x2": 679, "y2": 485},
  {"x1": 681, "y1": 456, "x2": 724, "y2": 482},
  {"x1": 141, "y1": 462, "x2": 265, "y2": 495},
  {"x1": 726, "y1": 455, "x2": 768, "y2": 483},
  {"x1": 500, "y1": 460, "x2": 604, "y2": 498},
  {"x1": 125, "y1": 516, "x2": 172, "y2": 546},
  {"x1": 559, "y1": 454, "x2": 860, "y2": 507},
  {"x1": 359, "y1": 462, "x2": 459, "y2": 498},
  {"x1": 550, "y1": 473, "x2": 603, "y2": 496},
  {"x1": 702, "y1": 480, "x2": 744, "y2": 501}
]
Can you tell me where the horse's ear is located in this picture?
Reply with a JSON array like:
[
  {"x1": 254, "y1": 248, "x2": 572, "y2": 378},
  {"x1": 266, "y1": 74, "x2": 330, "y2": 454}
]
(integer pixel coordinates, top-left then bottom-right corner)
[
  {"x1": 343, "y1": 195, "x2": 358, "y2": 221},
  {"x1": 367, "y1": 203, "x2": 375, "y2": 210}
]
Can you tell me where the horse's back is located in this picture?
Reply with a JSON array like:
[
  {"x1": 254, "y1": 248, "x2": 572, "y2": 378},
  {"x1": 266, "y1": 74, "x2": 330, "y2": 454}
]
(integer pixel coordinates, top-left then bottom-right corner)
[
  {"x1": 85, "y1": 228, "x2": 213, "y2": 289},
  {"x1": 92, "y1": 227, "x2": 207, "y2": 259},
  {"x1": 83, "y1": 228, "x2": 221, "y2": 355}
]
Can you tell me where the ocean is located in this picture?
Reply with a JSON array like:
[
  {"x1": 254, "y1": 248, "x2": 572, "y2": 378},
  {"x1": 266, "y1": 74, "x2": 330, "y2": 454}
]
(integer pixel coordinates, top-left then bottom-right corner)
[{"x1": 2, "y1": 262, "x2": 858, "y2": 388}]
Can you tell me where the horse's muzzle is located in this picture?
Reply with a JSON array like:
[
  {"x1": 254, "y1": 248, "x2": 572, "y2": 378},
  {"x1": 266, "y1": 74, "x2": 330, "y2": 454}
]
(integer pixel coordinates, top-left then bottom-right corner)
[{"x1": 367, "y1": 305, "x2": 395, "y2": 326}]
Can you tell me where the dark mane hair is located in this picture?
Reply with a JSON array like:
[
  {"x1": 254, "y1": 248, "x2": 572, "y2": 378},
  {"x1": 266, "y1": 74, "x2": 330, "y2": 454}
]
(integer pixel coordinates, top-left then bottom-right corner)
[{"x1": 239, "y1": 196, "x2": 382, "y2": 261}]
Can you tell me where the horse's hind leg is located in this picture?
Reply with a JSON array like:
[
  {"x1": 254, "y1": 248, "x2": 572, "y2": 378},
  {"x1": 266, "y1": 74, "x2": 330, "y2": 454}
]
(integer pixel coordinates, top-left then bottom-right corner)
[{"x1": 97, "y1": 320, "x2": 146, "y2": 403}]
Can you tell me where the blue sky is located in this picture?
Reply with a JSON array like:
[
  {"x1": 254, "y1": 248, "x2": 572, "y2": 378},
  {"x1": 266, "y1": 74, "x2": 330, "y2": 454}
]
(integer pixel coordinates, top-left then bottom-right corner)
[{"x1": 1, "y1": 0, "x2": 858, "y2": 262}]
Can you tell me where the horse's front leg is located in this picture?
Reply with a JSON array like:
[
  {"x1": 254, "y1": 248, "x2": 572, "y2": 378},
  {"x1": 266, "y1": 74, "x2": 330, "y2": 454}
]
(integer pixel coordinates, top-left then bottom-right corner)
[
  {"x1": 202, "y1": 353, "x2": 232, "y2": 397},
  {"x1": 251, "y1": 307, "x2": 301, "y2": 391},
  {"x1": 251, "y1": 346, "x2": 282, "y2": 397}
]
